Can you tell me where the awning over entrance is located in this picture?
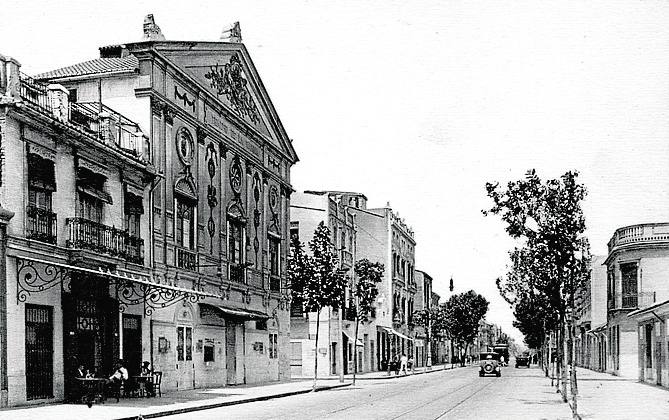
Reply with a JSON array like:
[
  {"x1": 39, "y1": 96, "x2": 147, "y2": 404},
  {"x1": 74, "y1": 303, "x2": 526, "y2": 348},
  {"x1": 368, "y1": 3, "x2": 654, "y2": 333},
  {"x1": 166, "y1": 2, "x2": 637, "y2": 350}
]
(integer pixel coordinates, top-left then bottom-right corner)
[
  {"x1": 382, "y1": 327, "x2": 413, "y2": 342},
  {"x1": 199, "y1": 303, "x2": 270, "y2": 320},
  {"x1": 342, "y1": 330, "x2": 364, "y2": 347}
]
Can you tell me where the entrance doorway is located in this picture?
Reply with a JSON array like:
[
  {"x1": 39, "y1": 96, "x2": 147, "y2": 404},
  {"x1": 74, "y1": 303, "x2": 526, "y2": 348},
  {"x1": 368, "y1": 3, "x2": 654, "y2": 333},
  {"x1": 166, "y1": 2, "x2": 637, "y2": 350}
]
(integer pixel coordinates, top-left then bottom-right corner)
[
  {"x1": 63, "y1": 275, "x2": 118, "y2": 399},
  {"x1": 25, "y1": 305, "x2": 53, "y2": 400},
  {"x1": 122, "y1": 315, "x2": 142, "y2": 376}
]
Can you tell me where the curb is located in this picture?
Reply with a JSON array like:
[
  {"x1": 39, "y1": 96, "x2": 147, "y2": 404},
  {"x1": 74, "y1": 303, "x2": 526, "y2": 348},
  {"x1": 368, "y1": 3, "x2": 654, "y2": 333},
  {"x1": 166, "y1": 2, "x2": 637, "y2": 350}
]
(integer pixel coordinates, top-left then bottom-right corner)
[{"x1": 113, "y1": 383, "x2": 351, "y2": 420}]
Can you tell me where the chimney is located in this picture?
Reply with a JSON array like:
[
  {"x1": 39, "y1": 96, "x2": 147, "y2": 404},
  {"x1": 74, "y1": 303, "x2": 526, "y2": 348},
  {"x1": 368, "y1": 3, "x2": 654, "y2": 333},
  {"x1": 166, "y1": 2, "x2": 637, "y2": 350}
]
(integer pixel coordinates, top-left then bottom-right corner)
[
  {"x1": 143, "y1": 14, "x2": 166, "y2": 41},
  {"x1": 0, "y1": 54, "x2": 21, "y2": 99}
]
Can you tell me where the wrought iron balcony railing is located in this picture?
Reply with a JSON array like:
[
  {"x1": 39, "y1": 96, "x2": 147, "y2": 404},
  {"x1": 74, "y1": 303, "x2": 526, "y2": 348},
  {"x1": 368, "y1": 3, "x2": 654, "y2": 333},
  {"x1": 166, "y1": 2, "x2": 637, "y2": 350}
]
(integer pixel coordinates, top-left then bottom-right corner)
[
  {"x1": 621, "y1": 291, "x2": 656, "y2": 309},
  {"x1": 20, "y1": 73, "x2": 52, "y2": 114},
  {"x1": 229, "y1": 263, "x2": 245, "y2": 283},
  {"x1": 26, "y1": 206, "x2": 57, "y2": 244},
  {"x1": 175, "y1": 247, "x2": 196, "y2": 271},
  {"x1": 66, "y1": 217, "x2": 144, "y2": 265}
]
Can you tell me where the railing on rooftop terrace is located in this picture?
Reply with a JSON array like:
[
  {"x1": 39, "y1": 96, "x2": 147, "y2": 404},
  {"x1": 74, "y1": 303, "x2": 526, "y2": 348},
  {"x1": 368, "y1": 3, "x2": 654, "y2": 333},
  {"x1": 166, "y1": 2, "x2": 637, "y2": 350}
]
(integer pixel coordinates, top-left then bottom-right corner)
[
  {"x1": 17, "y1": 76, "x2": 150, "y2": 163},
  {"x1": 19, "y1": 73, "x2": 52, "y2": 114},
  {"x1": 607, "y1": 223, "x2": 669, "y2": 253}
]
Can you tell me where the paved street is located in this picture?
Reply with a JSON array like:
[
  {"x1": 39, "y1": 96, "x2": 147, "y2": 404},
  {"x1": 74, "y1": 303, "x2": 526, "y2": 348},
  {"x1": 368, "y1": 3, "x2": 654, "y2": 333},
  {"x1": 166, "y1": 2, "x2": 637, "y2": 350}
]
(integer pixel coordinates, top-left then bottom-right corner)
[{"x1": 163, "y1": 365, "x2": 572, "y2": 420}]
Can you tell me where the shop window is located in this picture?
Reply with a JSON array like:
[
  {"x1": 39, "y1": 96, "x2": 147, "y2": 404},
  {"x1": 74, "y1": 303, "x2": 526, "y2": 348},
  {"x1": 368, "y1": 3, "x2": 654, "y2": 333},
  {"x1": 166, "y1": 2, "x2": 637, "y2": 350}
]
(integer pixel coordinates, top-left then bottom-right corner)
[
  {"x1": 177, "y1": 326, "x2": 193, "y2": 362},
  {"x1": 204, "y1": 343, "x2": 215, "y2": 362},
  {"x1": 269, "y1": 333, "x2": 278, "y2": 359}
]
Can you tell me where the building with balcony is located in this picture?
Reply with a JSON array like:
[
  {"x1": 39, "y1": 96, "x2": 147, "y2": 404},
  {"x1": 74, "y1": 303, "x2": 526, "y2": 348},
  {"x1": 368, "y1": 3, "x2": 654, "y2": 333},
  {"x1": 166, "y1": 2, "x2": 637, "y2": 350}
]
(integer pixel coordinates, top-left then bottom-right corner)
[
  {"x1": 288, "y1": 190, "x2": 369, "y2": 377},
  {"x1": 628, "y1": 298, "x2": 669, "y2": 388},
  {"x1": 353, "y1": 202, "x2": 417, "y2": 370},
  {"x1": 604, "y1": 223, "x2": 669, "y2": 379},
  {"x1": 0, "y1": 15, "x2": 297, "y2": 407}
]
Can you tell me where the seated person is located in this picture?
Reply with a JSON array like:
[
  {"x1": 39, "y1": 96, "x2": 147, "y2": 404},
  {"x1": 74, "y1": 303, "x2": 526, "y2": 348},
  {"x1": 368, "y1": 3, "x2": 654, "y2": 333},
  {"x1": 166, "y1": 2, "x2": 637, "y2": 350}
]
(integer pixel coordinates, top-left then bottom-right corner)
[
  {"x1": 140, "y1": 361, "x2": 154, "y2": 396},
  {"x1": 76, "y1": 364, "x2": 86, "y2": 378},
  {"x1": 107, "y1": 360, "x2": 130, "y2": 397}
]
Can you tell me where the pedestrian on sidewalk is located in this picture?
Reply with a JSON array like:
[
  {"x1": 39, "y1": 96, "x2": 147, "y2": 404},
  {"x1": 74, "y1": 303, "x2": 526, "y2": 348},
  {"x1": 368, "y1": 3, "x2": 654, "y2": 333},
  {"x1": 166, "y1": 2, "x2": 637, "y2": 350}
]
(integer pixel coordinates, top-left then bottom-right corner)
[
  {"x1": 388, "y1": 355, "x2": 397, "y2": 376},
  {"x1": 400, "y1": 354, "x2": 408, "y2": 375},
  {"x1": 408, "y1": 356, "x2": 414, "y2": 373}
]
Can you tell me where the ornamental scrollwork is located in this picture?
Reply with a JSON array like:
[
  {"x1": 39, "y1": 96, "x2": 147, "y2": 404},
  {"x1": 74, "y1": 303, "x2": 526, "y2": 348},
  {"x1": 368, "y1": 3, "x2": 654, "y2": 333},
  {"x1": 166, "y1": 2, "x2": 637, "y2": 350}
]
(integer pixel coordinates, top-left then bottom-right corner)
[
  {"x1": 204, "y1": 53, "x2": 260, "y2": 124},
  {"x1": 206, "y1": 143, "x2": 218, "y2": 252},
  {"x1": 229, "y1": 157, "x2": 243, "y2": 196},
  {"x1": 17, "y1": 258, "x2": 71, "y2": 304}
]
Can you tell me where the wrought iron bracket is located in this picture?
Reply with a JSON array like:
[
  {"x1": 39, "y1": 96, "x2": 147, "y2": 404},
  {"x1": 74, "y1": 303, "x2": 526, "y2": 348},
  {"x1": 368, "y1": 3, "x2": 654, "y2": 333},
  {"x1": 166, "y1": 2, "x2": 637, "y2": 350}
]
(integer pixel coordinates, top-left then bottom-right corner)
[{"x1": 17, "y1": 258, "x2": 72, "y2": 304}]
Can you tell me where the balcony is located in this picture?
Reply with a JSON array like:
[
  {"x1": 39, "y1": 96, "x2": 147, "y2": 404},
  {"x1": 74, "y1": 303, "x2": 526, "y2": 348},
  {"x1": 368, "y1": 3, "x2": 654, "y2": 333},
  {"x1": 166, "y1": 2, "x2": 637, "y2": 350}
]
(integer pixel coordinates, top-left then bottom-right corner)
[
  {"x1": 66, "y1": 217, "x2": 144, "y2": 264},
  {"x1": 175, "y1": 247, "x2": 196, "y2": 271},
  {"x1": 18, "y1": 74, "x2": 150, "y2": 164},
  {"x1": 229, "y1": 263, "x2": 245, "y2": 283},
  {"x1": 26, "y1": 206, "x2": 57, "y2": 244},
  {"x1": 608, "y1": 223, "x2": 669, "y2": 254},
  {"x1": 621, "y1": 291, "x2": 656, "y2": 310}
]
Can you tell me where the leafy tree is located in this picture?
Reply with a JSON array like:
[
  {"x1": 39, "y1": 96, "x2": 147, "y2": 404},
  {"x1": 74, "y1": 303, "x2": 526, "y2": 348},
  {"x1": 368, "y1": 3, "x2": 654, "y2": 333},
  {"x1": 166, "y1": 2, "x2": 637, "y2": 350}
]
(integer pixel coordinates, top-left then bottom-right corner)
[
  {"x1": 352, "y1": 259, "x2": 384, "y2": 384},
  {"x1": 412, "y1": 304, "x2": 449, "y2": 367},
  {"x1": 308, "y1": 222, "x2": 347, "y2": 390},
  {"x1": 485, "y1": 169, "x2": 590, "y2": 418},
  {"x1": 288, "y1": 222, "x2": 346, "y2": 390},
  {"x1": 443, "y1": 290, "x2": 489, "y2": 366}
]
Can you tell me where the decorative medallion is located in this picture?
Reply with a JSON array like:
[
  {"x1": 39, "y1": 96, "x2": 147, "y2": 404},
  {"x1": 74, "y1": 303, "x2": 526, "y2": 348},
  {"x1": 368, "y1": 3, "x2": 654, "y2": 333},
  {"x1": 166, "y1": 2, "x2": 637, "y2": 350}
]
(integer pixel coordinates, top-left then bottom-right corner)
[
  {"x1": 269, "y1": 186, "x2": 279, "y2": 211},
  {"x1": 204, "y1": 53, "x2": 260, "y2": 124},
  {"x1": 229, "y1": 157, "x2": 243, "y2": 195},
  {"x1": 176, "y1": 128, "x2": 194, "y2": 166},
  {"x1": 206, "y1": 143, "x2": 218, "y2": 253}
]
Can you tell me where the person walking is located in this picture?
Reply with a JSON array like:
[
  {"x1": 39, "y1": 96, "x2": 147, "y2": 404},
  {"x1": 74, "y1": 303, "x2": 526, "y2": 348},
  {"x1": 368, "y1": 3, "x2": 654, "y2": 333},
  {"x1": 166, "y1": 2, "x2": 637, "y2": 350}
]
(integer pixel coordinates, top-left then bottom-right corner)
[
  {"x1": 408, "y1": 356, "x2": 414, "y2": 373},
  {"x1": 400, "y1": 353, "x2": 408, "y2": 375}
]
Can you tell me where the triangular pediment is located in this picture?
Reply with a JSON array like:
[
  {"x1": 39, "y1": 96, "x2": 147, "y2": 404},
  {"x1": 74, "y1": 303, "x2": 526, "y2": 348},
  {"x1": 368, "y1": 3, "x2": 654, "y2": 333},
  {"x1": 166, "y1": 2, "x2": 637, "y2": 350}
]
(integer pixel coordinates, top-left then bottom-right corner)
[{"x1": 151, "y1": 43, "x2": 297, "y2": 162}]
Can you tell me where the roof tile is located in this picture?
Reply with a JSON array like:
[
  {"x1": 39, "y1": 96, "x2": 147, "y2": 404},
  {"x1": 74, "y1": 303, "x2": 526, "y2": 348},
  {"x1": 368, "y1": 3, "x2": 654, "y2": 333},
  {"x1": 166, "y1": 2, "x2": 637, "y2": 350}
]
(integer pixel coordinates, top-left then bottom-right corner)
[{"x1": 35, "y1": 56, "x2": 138, "y2": 80}]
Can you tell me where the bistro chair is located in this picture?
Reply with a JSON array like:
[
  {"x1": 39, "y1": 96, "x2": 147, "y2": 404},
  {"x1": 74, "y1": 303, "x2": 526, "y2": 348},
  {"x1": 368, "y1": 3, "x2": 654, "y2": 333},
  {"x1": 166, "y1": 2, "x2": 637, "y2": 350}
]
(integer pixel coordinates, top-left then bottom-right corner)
[{"x1": 152, "y1": 371, "x2": 162, "y2": 397}]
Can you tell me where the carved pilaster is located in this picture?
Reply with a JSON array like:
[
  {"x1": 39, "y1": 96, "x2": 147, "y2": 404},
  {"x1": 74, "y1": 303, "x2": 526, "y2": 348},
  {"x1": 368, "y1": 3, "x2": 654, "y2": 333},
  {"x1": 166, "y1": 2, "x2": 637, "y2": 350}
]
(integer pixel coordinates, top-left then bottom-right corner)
[{"x1": 151, "y1": 98, "x2": 165, "y2": 118}]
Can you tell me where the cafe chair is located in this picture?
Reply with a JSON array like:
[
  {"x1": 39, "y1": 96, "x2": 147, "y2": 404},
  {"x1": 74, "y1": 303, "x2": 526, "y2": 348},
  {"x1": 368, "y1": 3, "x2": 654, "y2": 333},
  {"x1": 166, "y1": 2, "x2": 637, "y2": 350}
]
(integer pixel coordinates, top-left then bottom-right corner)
[{"x1": 152, "y1": 371, "x2": 162, "y2": 397}]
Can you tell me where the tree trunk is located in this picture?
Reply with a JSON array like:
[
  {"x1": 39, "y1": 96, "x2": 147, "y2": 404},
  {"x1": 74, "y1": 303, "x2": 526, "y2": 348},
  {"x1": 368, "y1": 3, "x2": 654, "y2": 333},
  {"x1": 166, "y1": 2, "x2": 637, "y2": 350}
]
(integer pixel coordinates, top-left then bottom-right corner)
[
  {"x1": 352, "y1": 317, "x2": 360, "y2": 385},
  {"x1": 561, "y1": 320, "x2": 568, "y2": 402},
  {"x1": 569, "y1": 296, "x2": 580, "y2": 419},
  {"x1": 313, "y1": 308, "x2": 321, "y2": 391}
]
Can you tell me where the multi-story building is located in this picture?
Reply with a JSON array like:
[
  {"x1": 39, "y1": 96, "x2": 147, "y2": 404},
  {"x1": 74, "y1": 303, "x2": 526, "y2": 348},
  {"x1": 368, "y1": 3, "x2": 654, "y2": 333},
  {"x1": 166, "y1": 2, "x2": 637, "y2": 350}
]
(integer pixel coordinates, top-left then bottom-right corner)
[
  {"x1": 628, "y1": 297, "x2": 669, "y2": 388},
  {"x1": 0, "y1": 15, "x2": 297, "y2": 407},
  {"x1": 353, "y1": 202, "x2": 417, "y2": 370},
  {"x1": 575, "y1": 255, "x2": 607, "y2": 372},
  {"x1": 604, "y1": 223, "x2": 669, "y2": 379},
  {"x1": 414, "y1": 270, "x2": 434, "y2": 367},
  {"x1": 288, "y1": 190, "x2": 371, "y2": 377}
]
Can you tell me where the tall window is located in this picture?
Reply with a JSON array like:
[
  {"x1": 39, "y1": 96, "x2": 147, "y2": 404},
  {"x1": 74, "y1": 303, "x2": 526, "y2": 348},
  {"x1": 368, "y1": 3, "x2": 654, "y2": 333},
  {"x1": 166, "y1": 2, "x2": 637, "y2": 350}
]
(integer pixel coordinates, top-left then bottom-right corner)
[
  {"x1": 269, "y1": 237, "x2": 281, "y2": 291},
  {"x1": 177, "y1": 326, "x2": 193, "y2": 361},
  {"x1": 620, "y1": 263, "x2": 638, "y2": 308},
  {"x1": 176, "y1": 197, "x2": 195, "y2": 249},
  {"x1": 27, "y1": 154, "x2": 56, "y2": 243},
  {"x1": 79, "y1": 194, "x2": 103, "y2": 223},
  {"x1": 645, "y1": 324, "x2": 653, "y2": 368},
  {"x1": 228, "y1": 220, "x2": 244, "y2": 265}
]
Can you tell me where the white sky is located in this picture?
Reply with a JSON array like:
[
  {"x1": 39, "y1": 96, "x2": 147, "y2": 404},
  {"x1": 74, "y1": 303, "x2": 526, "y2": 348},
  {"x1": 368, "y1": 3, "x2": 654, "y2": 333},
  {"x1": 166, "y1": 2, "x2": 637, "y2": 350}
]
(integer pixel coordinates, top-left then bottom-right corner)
[{"x1": 3, "y1": 0, "x2": 669, "y2": 344}]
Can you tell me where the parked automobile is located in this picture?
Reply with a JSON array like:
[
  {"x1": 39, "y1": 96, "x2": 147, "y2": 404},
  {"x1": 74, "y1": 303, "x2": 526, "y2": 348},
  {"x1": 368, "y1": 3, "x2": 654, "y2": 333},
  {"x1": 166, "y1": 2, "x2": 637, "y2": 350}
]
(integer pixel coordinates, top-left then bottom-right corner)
[
  {"x1": 515, "y1": 355, "x2": 530, "y2": 368},
  {"x1": 479, "y1": 352, "x2": 501, "y2": 377}
]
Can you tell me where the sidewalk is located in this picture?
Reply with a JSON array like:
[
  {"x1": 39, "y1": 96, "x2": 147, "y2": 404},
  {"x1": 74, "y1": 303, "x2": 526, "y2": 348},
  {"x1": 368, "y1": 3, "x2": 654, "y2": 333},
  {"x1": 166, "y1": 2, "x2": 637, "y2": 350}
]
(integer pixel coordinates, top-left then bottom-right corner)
[
  {"x1": 566, "y1": 367, "x2": 669, "y2": 419},
  {"x1": 0, "y1": 380, "x2": 350, "y2": 420},
  {"x1": 0, "y1": 365, "x2": 453, "y2": 420}
]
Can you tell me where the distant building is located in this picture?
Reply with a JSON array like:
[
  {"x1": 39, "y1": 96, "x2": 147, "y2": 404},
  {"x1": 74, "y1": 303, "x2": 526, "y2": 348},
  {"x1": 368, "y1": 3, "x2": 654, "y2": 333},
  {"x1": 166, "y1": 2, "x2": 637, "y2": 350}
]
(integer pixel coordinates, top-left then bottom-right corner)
[
  {"x1": 575, "y1": 255, "x2": 607, "y2": 372},
  {"x1": 289, "y1": 190, "x2": 372, "y2": 377},
  {"x1": 414, "y1": 270, "x2": 434, "y2": 367},
  {"x1": 353, "y1": 202, "x2": 417, "y2": 370},
  {"x1": 604, "y1": 223, "x2": 669, "y2": 379}
]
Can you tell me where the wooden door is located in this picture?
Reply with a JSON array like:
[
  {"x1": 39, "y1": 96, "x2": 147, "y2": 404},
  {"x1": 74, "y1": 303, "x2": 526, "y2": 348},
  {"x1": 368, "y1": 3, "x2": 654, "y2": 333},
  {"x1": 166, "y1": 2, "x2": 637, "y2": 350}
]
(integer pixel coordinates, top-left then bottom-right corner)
[{"x1": 122, "y1": 315, "x2": 142, "y2": 376}]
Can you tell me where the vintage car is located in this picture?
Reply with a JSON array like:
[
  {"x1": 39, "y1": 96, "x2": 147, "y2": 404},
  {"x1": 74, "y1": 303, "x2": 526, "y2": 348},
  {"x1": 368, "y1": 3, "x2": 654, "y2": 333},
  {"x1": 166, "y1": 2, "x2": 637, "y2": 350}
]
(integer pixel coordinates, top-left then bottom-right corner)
[
  {"x1": 479, "y1": 352, "x2": 501, "y2": 377},
  {"x1": 515, "y1": 355, "x2": 531, "y2": 368}
]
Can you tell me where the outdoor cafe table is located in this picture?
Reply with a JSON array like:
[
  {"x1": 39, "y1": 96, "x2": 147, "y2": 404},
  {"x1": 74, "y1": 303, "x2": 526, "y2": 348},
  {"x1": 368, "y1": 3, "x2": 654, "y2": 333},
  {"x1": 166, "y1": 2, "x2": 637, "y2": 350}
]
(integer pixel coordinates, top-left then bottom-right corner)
[
  {"x1": 132, "y1": 375, "x2": 155, "y2": 397},
  {"x1": 75, "y1": 377, "x2": 106, "y2": 405}
]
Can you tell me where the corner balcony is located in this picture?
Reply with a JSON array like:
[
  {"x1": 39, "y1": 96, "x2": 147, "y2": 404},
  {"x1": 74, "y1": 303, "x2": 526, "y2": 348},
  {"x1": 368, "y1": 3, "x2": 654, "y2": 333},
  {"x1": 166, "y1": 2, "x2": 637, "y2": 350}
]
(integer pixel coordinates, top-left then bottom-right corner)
[
  {"x1": 18, "y1": 73, "x2": 150, "y2": 163},
  {"x1": 66, "y1": 217, "x2": 144, "y2": 265},
  {"x1": 607, "y1": 223, "x2": 669, "y2": 254},
  {"x1": 609, "y1": 291, "x2": 656, "y2": 311}
]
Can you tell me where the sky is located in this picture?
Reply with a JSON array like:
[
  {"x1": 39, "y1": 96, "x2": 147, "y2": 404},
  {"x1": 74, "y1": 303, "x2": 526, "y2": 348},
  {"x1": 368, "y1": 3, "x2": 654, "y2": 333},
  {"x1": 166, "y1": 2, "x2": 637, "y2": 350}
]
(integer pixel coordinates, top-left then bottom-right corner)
[{"x1": 3, "y1": 0, "x2": 669, "y2": 344}]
